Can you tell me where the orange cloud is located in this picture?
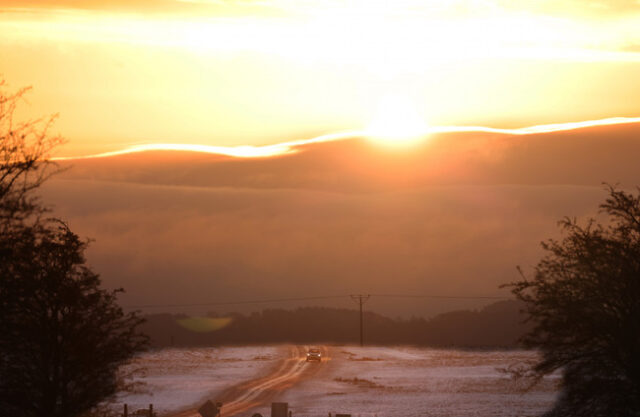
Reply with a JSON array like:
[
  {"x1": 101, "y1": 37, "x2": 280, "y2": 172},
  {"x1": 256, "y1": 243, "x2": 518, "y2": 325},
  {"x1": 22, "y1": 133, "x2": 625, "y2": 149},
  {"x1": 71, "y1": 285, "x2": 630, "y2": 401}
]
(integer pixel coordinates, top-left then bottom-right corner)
[{"x1": 53, "y1": 117, "x2": 640, "y2": 160}]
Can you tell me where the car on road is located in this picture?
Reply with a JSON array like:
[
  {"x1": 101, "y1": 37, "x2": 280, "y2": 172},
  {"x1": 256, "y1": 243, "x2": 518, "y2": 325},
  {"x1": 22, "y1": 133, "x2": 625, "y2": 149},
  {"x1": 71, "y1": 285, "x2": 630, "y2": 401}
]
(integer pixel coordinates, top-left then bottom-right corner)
[{"x1": 306, "y1": 348, "x2": 322, "y2": 362}]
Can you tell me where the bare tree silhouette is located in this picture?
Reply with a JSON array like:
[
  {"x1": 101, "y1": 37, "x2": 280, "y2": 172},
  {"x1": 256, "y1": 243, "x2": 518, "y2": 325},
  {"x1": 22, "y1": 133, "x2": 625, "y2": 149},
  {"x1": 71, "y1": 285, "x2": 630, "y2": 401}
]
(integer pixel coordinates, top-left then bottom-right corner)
[
  {"x1": 0, "y1": 80, "x2": 147, "y2": 417},
  {"x1": 0, "y1": 80, "x2": 62, "y2": 231},
  {"x1": 506, "y1": 185, "x2": 640, "y2": 417}
]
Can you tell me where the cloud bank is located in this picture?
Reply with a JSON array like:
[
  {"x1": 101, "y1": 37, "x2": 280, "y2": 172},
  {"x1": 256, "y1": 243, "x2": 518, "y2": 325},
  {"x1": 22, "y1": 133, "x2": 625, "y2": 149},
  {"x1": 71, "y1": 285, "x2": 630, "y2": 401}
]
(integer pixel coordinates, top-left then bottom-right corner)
[{"x1": 41, "y1": 122, "x2": 640, "y2": 317}]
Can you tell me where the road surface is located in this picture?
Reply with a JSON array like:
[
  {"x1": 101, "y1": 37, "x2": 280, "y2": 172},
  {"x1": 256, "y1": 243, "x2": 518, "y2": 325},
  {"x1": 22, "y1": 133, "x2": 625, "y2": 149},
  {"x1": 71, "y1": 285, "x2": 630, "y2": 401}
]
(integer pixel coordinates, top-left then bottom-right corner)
[{"x1": 170, "y1": 345, "x2": 330, "y2": 417}]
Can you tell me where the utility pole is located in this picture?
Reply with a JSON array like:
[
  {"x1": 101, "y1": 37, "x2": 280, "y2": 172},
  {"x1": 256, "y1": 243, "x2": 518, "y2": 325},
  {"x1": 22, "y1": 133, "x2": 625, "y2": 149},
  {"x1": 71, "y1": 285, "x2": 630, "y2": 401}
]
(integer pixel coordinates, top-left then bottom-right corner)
[{"x1": 350, "y1": 294, "x2": 370, "y2": 347}]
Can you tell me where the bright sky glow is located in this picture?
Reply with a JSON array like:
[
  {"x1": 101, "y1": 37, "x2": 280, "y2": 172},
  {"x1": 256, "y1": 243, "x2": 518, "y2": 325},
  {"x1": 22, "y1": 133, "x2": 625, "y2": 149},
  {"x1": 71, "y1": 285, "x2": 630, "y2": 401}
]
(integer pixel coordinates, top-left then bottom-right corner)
[
  {"x1": 365, "y1": 94, "x2": 429, "y2": 146},
  {"x1": 1, "y1": 1, "x2": 640, "y2": 154},
  {"x1": 53, "y1": 117, "x2": 640, "y2": 160}
]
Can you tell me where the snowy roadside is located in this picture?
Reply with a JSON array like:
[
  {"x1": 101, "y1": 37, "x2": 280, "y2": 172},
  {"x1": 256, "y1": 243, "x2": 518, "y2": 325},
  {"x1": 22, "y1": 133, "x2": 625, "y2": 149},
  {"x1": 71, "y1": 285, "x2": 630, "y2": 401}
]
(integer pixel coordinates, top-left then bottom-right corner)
[
  {"x1": 113, "y1": 346, "x2": 283, "y2": 415},
  {"x1": 276, "y1": 346, "x2": 559, "y2": 417}
]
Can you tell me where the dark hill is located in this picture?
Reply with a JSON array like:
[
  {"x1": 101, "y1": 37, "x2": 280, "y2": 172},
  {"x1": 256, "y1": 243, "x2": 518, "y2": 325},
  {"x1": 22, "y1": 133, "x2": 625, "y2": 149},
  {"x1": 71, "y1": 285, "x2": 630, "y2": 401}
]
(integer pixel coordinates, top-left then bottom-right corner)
[{"x1": 141, "y1": 300, "x2": 529, "y2": 348}]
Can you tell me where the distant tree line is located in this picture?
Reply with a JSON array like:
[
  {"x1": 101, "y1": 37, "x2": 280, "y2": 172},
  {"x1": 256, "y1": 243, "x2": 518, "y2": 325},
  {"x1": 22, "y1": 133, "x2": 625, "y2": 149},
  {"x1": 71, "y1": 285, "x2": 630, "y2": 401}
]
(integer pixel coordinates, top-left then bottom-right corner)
[{"x1": 140, "y1": 300, "x2": 528, "y2": 348}]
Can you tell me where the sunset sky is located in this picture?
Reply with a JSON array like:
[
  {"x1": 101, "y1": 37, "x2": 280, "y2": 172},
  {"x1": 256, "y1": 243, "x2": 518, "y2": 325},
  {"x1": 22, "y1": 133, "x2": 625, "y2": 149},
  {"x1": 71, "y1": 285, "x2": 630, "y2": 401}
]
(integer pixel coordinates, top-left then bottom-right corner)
[
  {"x1": 2, "y1": 0, "x2": 640, "y2": 156},
  {"x1": 3, "y1": 1, "x2": 640, "y2": 315}
]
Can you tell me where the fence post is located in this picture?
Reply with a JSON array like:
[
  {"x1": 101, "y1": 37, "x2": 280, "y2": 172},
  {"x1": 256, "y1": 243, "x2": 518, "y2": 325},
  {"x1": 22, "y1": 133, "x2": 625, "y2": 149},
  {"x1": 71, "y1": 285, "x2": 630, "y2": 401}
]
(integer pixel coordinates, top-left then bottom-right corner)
[
  {"x1": 123, "y1": 404, "x2": 128, "y2": 417},
  {"x1": 149, "y1": 404, "x2": 154, "y2": 417}
]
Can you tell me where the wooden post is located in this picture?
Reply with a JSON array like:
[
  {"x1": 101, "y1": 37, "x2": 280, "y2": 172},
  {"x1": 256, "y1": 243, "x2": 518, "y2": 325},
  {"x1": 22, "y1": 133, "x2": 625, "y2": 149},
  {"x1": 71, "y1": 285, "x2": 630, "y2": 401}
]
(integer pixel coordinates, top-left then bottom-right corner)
[
  {"x1": 149, "y1": 404, "x2": 153, "y2": 417},
  {"x1": 271, "y1": 402, "x2": 288, "y2": 417},
  {"x1": 350, "y1": 295, "x2": 370, "y2": 346},
  {"x1": 123, "y1": 404, "x2": 128, "y2": 417}
]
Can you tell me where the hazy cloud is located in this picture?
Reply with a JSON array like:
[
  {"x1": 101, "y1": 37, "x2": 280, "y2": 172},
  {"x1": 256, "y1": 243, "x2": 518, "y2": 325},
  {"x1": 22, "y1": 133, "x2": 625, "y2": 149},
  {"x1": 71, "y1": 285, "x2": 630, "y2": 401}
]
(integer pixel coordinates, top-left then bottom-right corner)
[
  {"x1": 3, "y1": 0, "x2": 640, "y2": 16},
  {"x1": 42, "y1": 179, "x2": 604, "y2": 318},
  {"x1": 58, "y1": 122, "x2": 640, "y2": 192},
  {"x1": 0, "y1": 0, "x2": 275, "y2": 15},
  {"x1": 624, "y1": 44, "x2": 640, "y2": 52},
  {"x1": 44, "y1": 123, "x2": 640, "y2": 318}
]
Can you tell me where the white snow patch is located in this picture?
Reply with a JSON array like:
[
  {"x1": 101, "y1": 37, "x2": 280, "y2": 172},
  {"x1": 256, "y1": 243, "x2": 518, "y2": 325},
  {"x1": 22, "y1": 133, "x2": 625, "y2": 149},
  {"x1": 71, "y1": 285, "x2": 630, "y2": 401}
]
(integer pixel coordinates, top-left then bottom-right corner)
[
  {"x1": 110, "y1": 346, "x2": 559, "y2": 417},
  {"x1": 275, "y1": 346, "x2": 558, "y2": 417},
  {"x1": 113, "y1": 346, "x2": 282, "y2": 415}
]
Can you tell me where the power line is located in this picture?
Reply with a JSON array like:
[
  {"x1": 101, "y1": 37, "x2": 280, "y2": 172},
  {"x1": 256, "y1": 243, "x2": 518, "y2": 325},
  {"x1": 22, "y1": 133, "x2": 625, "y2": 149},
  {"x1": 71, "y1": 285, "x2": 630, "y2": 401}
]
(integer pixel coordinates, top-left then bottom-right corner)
[
  {"x1": 124, "y1": 295, "x2": 348, "y2": 309},
  {"x1": 371, "y1": 294, "x2": 510, "y2": 300},
  {"x1": 124, "y1": 293, "x2": 511, "y2": 309}
]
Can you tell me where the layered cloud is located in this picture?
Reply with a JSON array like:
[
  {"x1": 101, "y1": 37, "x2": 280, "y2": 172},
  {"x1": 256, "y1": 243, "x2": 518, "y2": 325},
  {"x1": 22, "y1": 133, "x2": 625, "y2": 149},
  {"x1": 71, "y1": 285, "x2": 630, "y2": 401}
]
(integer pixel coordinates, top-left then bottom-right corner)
[
  {"x1": 43, "y1": 178, "x2": 604, "y2": 317},
  {"x1": 41, "y1": 122, "x2": 640, "y2": 317},
  {"x1": 53, "y1": 117, "x2": 640, "y2": 160},
  {"x1": 56, "y1": 121, "x2": 640, "y2": 190}
]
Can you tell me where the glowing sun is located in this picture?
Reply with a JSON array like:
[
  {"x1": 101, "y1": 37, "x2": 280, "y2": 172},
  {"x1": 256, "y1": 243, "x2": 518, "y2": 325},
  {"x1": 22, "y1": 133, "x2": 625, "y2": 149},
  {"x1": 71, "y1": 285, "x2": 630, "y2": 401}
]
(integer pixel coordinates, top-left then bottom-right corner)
[{"x1": 365, "y1": 95, "x2": 429, "y2": 146}]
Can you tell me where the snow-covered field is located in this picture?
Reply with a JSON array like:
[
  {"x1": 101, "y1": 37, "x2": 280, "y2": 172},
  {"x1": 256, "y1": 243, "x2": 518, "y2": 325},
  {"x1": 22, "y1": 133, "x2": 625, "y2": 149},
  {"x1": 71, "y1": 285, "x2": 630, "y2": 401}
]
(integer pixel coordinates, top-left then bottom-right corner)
[
  {"x1": 115, "y1": 346, "x2": 283, "y2": 414},
  {"x1": 114, "y1": 346, "x2": 558, "y2": 417},
  {"x1": 279, "y1": 347, "x2": 558, "y2": 417}
]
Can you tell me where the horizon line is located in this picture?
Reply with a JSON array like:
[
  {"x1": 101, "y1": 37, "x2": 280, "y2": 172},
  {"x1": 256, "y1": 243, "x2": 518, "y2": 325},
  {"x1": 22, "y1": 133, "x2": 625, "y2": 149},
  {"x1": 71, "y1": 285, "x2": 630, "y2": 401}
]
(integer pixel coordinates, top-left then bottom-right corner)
[{"x1": 53, "y1": 116, "x2": 640, "y2": 161}]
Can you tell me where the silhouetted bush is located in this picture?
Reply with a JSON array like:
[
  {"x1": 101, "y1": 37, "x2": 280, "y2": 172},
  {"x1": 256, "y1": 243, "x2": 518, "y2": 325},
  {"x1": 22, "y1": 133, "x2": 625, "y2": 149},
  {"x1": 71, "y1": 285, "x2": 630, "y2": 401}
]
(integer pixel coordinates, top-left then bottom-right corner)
[{"x1": 506, "y1": 185, "x2": 640, "y2": 417}]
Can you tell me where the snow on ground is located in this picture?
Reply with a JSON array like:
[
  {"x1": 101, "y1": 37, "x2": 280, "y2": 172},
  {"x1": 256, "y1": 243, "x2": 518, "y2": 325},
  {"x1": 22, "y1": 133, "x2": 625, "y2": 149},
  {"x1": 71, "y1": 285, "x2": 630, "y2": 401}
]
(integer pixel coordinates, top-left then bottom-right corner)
[
  {"x1": 113, "y1": 346, "x2": 559, "y2": 417},
  {"x1": 277, "y1": 347, "x2": 559, "y2": 417},
  {"x1": 114, "y1": 346, "x2": 282, "y2": 415}
]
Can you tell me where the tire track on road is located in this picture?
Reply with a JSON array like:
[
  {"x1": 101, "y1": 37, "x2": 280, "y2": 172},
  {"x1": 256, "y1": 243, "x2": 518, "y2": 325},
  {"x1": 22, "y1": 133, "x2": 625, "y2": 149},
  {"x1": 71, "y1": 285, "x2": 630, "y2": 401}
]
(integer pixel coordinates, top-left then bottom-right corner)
[{"x1": 170, "y1": 345, "x2": 330, "y2": 417}]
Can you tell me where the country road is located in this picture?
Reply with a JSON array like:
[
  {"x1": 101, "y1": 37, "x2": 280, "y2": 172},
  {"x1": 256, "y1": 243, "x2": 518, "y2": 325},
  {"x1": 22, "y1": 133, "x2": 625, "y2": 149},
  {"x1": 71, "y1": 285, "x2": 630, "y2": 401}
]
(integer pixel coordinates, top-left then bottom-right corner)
[{"x1": 170, "y1": 345, "x2": 330, "y2": 417}]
